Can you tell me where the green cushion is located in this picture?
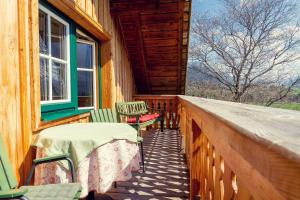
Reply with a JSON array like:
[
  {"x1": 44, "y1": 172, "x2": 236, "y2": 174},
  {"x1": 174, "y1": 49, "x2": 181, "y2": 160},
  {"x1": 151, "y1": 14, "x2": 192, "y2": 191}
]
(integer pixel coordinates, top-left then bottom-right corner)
[{"x1": 20, "y1": 183, "x2": 82, "y2": 200}]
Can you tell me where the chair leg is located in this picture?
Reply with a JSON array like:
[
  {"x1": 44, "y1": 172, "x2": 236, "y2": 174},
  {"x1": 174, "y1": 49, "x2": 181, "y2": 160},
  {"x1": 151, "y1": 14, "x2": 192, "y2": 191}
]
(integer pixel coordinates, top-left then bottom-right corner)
[
  {"x1": 86, "y1": 191, "x2": 95, "y2": 200},
  {"x1": 140, "y1": 142, "x2": 145, "y2": 172},
  {"x1": 160, "y1": 120, "x2": 164, "y2": 132}
]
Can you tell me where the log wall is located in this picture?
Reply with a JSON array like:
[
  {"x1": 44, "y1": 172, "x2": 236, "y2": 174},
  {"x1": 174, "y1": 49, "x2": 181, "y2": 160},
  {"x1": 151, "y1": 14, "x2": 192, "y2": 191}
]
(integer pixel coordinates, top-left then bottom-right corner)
[{"x1": 0, "y1": 0, "x2": 135, "y2": 182}]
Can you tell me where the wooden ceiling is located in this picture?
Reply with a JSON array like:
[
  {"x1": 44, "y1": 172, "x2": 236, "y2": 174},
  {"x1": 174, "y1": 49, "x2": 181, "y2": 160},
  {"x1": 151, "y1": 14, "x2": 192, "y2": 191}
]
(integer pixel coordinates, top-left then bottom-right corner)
[{"x1": 110, "y1": 0, "x2": 191, "y2": 94}]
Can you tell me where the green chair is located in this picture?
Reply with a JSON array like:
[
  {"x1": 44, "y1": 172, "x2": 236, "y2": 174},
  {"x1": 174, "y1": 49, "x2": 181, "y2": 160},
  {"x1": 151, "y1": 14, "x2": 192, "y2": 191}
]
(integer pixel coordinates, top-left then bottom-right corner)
[
  {"x1": 116, "y1": 101, "x2": 164, "y2": 132},
  {"x1": 115, "y1": 101, "x2": 164, "y2": 172},
  {"x1": 0, "y1": 135, "x2": 82, "y2": 200}
]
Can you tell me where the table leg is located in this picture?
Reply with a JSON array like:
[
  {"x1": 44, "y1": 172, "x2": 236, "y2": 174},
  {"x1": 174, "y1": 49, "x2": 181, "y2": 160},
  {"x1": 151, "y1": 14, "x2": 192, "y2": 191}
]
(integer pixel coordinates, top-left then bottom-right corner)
[{"x1": 86, "y1": 191, "x2": 95, "y2": 200}]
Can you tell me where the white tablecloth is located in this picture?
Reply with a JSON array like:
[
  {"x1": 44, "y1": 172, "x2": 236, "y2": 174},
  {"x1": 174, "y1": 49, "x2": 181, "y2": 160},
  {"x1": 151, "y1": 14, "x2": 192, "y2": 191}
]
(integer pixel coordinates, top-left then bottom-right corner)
[{"x1": 34, "y1": 139, "x2": 140, "y2": 197}]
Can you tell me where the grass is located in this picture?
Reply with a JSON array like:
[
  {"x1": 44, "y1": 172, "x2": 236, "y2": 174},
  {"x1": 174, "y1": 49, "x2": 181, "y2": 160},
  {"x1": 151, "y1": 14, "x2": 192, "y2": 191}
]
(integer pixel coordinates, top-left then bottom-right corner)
[{"x1": 270, "y1": 102, "x2": 300, "y2": 111}]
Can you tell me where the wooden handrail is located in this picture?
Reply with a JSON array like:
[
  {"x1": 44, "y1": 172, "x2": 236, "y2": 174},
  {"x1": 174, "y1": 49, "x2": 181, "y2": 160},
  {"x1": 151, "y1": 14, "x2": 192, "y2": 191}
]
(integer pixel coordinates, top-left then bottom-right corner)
[{"x1": 134, "y1": 95, "x2": 300, "y2": 200}]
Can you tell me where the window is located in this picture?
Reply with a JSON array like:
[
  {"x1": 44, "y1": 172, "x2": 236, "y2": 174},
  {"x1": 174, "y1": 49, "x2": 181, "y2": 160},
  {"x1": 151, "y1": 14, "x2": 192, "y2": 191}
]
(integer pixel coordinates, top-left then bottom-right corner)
[
  {"x1": 38, "y1": 1, "x2": 101, "y2": 121},
  {"x1": 77, "y1": 36, "x2": 96, "y2": 109},
  {"x1": 39, "y1": 5, "x2": 70, "y2": 104}
]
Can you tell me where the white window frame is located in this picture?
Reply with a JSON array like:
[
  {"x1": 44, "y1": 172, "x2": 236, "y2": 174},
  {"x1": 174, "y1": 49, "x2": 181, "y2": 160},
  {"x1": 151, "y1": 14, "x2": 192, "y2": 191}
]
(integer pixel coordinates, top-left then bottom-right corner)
[
  {"x1": 39, "y1": 4, "x2": 71, "y2": 104},
  {"x1": 77, "y1": 38, "x2": 97, "y2": 110}
]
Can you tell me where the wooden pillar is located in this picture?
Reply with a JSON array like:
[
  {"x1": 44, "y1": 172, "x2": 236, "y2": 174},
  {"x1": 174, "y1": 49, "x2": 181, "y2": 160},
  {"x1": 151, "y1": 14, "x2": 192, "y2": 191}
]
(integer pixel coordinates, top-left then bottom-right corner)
[{"x1": 101, "y1": 41, "x2": 114, "y2": 108}]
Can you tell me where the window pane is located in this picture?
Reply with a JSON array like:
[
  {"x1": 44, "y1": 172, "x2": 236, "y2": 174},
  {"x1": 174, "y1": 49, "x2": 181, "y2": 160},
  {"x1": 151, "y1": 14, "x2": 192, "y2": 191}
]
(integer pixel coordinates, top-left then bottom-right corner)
[
  {"x1": 40, "y1": 58, "x2": 49, "y2": 101},
  {"x1": 51, "y1": 17, "x2": 66, "y2": 60},
  {"x1": 39, "y1": 10, "x2": 48, "y2": 55},
  {"x1": 77, "y1": 42, "x2": 93, "y2": 69},
  {"x1": 52, "y1": 61, "x2": 67, "y2": 100},
  {"x1": 78, "y1": 71, "x2": 94, "y2": 107}
]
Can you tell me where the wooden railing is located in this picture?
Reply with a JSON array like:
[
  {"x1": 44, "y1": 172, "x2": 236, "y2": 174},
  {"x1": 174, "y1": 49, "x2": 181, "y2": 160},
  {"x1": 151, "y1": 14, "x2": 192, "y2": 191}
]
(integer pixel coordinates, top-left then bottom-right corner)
[
  {"x1": 134, "y1": 95, "x2": 300, "y2": 200},
  {"x1": 133, "y1": 95, "x2": 179, "y2": 129}
]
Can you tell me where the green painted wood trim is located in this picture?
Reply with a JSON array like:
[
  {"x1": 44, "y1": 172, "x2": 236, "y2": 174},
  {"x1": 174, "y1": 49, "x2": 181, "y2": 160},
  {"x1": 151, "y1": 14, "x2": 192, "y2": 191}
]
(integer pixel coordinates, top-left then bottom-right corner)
[
  {"x1": 74, "y1": 26, "x2": 102, "y2": 109},
  {"x1": 41, "y1": 109, "x2": 90, "y2": 122}
]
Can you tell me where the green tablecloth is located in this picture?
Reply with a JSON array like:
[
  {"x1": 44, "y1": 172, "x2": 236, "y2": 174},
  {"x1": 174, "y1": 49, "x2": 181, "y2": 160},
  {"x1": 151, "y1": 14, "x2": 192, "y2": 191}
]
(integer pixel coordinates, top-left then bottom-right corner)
[{"x1": 33, "y1": 123, "x2": 138, "y2": 169}]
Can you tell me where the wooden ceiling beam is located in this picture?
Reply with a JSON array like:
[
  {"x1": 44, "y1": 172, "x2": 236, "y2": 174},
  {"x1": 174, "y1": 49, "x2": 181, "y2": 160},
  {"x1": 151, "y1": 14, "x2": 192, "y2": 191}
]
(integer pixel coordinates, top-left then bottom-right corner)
[{"x1": 110, "y1": 2, "x2": 178, "y2": 16}]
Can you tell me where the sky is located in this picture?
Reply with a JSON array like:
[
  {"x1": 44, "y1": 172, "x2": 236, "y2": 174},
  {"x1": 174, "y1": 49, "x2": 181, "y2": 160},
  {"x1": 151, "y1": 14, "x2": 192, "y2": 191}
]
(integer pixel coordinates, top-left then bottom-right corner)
[
  {"x1": 192, "y1": 0, "x2": 220, "y2": 15},
  {"x1": 191, "y1": 0, "x2": 300, "y2": 20}
]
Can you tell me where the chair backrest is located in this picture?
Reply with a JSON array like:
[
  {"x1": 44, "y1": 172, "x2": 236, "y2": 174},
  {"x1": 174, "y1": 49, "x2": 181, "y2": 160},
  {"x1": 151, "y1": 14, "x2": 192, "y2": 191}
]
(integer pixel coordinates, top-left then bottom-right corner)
[
  {"x1": 90, "y1": 108, "x2": 118, "y2": 123},
  {"x1": 115, "y1": 101, "x2": 148, "y2": 116},
  {"x1": 0, "y1": 135, "x2": 18, "y2": 191}
]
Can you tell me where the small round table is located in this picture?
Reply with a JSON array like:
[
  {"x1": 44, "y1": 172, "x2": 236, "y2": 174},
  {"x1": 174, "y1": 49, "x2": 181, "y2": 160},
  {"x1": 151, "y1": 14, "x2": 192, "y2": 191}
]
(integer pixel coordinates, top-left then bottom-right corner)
[{"x1": 33, "y1": 122, "x2": 140, "y2": 198}]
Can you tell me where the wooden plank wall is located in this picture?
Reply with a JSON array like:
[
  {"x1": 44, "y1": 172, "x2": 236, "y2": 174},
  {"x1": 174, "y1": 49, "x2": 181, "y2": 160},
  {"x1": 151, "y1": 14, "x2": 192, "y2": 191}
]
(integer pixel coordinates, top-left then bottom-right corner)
[
  {"x1": 0, "y1": 0, "x2": 35, "y2": 182},
  {"x1": 0, "y1": 0, "x2": 135, "y2": 182}
]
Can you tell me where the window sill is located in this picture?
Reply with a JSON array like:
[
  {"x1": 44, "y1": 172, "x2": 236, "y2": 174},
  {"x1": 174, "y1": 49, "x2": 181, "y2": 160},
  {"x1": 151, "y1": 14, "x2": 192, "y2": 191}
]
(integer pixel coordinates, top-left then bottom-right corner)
[{"x1": 41, "y1": 109, "x2": 91, "y2": 122}]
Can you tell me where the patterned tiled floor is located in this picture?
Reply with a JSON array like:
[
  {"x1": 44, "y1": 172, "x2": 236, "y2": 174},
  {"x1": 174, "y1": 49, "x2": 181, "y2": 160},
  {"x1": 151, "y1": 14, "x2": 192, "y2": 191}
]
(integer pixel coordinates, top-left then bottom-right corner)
[{"x1": 96, "y1": 129, "x2": 190, "y2": 200}]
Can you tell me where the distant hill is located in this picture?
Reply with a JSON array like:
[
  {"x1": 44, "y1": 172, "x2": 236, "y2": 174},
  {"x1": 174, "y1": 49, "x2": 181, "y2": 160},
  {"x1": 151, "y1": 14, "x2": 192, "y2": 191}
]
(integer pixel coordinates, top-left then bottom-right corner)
[{"x1": 187, "y1": 62, "x2": 219, "y2": 84}]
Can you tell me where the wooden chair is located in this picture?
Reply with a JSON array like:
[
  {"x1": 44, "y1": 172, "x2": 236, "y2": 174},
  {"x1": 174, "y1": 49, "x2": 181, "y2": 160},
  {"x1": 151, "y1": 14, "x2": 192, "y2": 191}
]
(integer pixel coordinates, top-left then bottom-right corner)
[
  {"x1": 115, "y1": 101, "x2": 164, "y2": 172},
  {"x1": 0, "y1": 135, "x2": 81, "y2": 200}
]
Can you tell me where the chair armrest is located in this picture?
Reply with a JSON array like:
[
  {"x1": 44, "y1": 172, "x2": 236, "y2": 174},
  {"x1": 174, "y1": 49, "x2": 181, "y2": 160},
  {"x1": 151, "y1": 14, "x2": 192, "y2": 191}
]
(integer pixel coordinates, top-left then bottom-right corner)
[
  {"x1": 25, "y1": 154, "x2": 76, "y2": 185},
  {"x1": 33, "y1": 154, "x2": 70, "y2": 165},
  {"x1": 0, "y1": 188, "x2": 28, "y2": 199}
]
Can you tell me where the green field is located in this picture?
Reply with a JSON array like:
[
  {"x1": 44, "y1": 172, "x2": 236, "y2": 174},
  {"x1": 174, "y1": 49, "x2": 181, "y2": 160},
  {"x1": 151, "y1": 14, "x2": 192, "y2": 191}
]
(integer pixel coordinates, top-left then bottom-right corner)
[{"x1": 270, "y1": 102, "x2": 300, "y2": 111}]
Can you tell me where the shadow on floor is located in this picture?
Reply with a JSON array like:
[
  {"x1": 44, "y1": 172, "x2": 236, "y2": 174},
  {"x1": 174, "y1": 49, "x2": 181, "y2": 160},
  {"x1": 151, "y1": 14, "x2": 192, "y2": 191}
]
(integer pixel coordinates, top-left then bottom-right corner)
[{"x1": 96, "y1": 129, "x2": 190, "y2": 200}]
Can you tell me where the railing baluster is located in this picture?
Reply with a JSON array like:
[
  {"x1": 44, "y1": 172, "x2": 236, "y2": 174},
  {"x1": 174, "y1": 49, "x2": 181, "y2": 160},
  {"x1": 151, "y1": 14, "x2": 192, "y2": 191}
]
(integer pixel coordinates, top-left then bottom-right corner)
[
  {"x1": 214, "y1": 152, "x2": 223, "y2": 200},
  {"x1": 154, "y1": 99, "x2": 158, "y2": 129},
  {"x1": 166, "y1": 99, "x2": 171, "y2": 129},
  {"x1": 223, "y1": 163, "x2": 235, "y2": 200}
]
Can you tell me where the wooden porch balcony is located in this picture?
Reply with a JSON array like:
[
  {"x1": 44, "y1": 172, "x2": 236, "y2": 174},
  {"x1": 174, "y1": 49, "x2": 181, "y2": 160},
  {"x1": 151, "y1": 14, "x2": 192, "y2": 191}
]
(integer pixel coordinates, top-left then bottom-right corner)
[{"x1": 100, "y1": 95, "x2": 300, "y2": 200}]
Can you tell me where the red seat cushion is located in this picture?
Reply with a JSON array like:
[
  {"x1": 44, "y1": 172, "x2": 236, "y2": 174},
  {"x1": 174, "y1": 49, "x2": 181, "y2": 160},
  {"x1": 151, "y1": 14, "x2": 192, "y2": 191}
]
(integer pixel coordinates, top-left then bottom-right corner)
[{"x1": 127, "y1": 113, "x2": 160, "y2": 123}]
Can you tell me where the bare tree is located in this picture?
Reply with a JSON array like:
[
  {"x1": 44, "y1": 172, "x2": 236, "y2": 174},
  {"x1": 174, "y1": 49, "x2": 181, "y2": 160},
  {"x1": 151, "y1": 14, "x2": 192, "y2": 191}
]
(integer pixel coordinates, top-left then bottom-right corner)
[{"x1": 190, "y1": 0, "x2": 300, "y2": 104}]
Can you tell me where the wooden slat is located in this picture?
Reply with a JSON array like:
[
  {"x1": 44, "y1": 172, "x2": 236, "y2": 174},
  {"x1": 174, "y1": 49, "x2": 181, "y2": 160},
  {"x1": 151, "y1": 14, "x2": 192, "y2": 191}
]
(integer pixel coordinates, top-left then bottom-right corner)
[
  {"x1": 223, "y1": 163, "x2": 234, "y2": 200},
  {"x1": 90, "y1": 110, "x2": 97, "y2": 122},
  {"x1": 103, "y1": 109, "x2": 109, "y2": 122},
  {"x1": 214, "y1": 152, "x2": 223, "y2": 200},
  {"x1": 99, "y1": 109, "x2": 105, "y2": 122}
]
